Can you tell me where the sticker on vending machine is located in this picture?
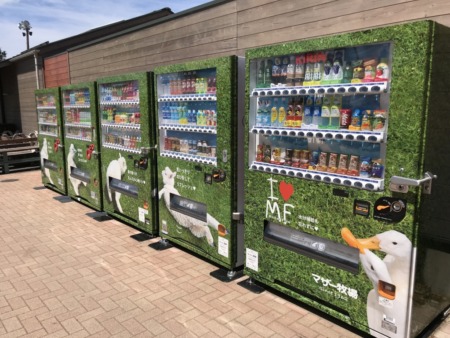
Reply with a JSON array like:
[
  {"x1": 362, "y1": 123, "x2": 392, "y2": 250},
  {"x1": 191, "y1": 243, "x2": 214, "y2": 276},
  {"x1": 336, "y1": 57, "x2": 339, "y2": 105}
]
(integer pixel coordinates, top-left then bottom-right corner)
[
  {"x1": 138, "y1": 207, "x2": 148, "y2": 223},
  {"x1": 218, "y1": 237, "x2": 229, "y2": 258},
  {"x1": 246, "y1": 248, "x2": 259, "y2": 271},
  {"x1": 382, "y1": 315, "x2": 397, "y2": 334},
  {"x1": 161, "y1": 220, "x2": 168, "y2": 234}
]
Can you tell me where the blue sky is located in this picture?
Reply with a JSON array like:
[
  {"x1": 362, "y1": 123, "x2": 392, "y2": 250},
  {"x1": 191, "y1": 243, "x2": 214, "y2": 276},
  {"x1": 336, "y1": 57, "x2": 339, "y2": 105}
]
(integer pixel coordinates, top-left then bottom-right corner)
[{"x1": 0, "y1": 0, "x2": 212, "y2": 59}]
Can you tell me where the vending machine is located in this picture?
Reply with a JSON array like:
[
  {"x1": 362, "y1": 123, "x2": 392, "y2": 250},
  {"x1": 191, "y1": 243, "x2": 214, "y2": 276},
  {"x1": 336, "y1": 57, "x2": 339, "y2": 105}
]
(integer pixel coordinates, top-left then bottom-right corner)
[
  {"x1": 36, "y1": 88, "x2": 67, "y2": 195},
  {"x1": 61, "y1": 83, "x2": 102, "y2": 210},
  {"x1": 153, "y1": 56, "x2": 245, "y2": 277},
  {"x1": 97, "y1": 73, "x2": 158, "y2": 234},
  {"x1": 244, "y1": 21, "x2": 450, "y2": 337}
]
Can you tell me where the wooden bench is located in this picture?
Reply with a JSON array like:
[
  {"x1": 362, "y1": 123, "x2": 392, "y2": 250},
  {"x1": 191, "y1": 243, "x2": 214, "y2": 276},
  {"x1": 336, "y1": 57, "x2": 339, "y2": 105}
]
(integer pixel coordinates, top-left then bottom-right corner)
[{"x1": 0, "y1": 133, "x2": 41, "y2": 174}]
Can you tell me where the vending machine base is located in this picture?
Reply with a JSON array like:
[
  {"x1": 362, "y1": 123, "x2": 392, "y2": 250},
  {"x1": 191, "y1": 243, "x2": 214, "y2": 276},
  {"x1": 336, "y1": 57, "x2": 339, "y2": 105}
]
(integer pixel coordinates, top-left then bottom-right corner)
[
  {"x1": 86, "y1": 211, "x2": 111, "y2": 222},
  {"x1": 238, "y1": 278, "x2": 266, "y2": 294},
  {"x1": 149, "y1": 238, "x2": 172, "y2": 250},
  {"x1": 130, "y1": 232, "x2": 154, "y2": 242},
  {"x1": 209, "y1": 267, "x2": 243, "y2": 283}
]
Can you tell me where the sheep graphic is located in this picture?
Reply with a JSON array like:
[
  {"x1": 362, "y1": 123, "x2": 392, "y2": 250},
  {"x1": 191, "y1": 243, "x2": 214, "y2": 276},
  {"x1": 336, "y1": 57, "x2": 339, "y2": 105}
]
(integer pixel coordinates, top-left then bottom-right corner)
[
  {"x1": 158, "y1": 166, "x2": 225, "y2": 247},
  {"x1": 67, "y1": 144, "x2": 87, "y2": 196},
  {"x1": 40, "y1": 138, "x2": 54, "y2": 185},
  {"x1": 106, "y1": 153, "x2": 127, "y2": 213}
]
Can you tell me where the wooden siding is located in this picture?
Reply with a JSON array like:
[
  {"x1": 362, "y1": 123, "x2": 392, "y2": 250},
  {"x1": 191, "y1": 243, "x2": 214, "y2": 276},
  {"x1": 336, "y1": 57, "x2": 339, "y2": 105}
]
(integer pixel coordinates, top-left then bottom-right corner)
[
  {"x1": 68, "y1": 0, "x2": 450, "y2": 84},
  {"x1": 7, "y1": 0, "x2": 450, "y2": 133},
  {"x1": 69, "y1": 2, "x2": 238, "y2": 83},
  {"x1": 16, "y1": 58, "x2": 39, "y2": 134},
  {"x1": 44, "y1": 53, "x2": 69, "y2": 88},
  {"x1": 236, "y1": 0, "x2": 450, "y2": 50}
]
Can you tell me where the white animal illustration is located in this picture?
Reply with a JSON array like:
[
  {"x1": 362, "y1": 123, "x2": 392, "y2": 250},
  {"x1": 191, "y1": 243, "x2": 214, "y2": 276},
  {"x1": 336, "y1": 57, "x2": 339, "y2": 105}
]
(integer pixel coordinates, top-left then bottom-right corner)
[
  {"x1": 67, "y1": 144, "x2": 87, "y2": 196},
  {"x1": 342, "y1": 228, "x2": 412, "y2": 338},
  {"x1": 359, "y1": 247, "x2": 393, "y2": 337},
  {"x1": 40, "y1": 138, "x2": 53, "y2": 184},
  {"x1": 106, "y1": 153, "x2": 127, "y2": 213},
  {"x1": 158, "y1": 166, "x2": 225, "y2": 246},
  {"x1": 365, "y1": 230, "x2": 412, "y2": 338}
]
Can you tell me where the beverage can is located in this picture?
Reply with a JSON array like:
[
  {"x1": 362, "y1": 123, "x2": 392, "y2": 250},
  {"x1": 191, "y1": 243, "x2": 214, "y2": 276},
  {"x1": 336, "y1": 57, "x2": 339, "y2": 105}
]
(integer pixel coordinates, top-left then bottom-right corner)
[
  {"x1": 361, "y1": 110, "x2": 373, "y2": 131},
  {"x1": 272, "y1": 147, "x2": 281, "y2": 164},
  {"x1": 285, "y1": 149, "x2": 293, "y2": 166},
  {"x1": 264, "y1": 145, "x2": 271, "y2": 163},
  {"x1": 300, "y1": 150, "x2": 310, "y2": 163},
  {"x1": 164, "y1": 137, "x2": 171, "y2": 151},
  {"x1": 348, "y1": 155, "x2": 360, "y2": 176},
  {"x1": 256, "y1": 144, "x2": 264, "y2": 161},
  {"x1": 327, "y1": 153, "x2": 338, "y2": 173},
  {"x1": 292, "y1": 149, "x2": 301, "y2": 167},
  {"x1": 371, "y1": 159, "x2": 384, "y2": 178},
  {"x1": 310, "y1": 151, "x2": 320, "y2": 166},
  {"x1": 336, "y1": 154, "x2": 349, "y2": 174},
  {"x1": 360, "y1": 156, "x2": 372, "y2": 177},
  {"x1": 340, "y1": 109, "x2": 351, "y2": 129},
  {"x1": 349, "y1": 108, "x2": 362, "y2": 131},
  {"x1": 318, "y1": 152, "x2": 329, "y2": 171}
]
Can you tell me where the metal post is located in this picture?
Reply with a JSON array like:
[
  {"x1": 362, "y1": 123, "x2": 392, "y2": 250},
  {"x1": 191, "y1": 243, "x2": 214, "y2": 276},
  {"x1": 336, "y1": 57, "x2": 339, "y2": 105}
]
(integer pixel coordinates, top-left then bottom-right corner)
[{"x1": 18, "y1": 20, "x2": 32, "y2": 51}]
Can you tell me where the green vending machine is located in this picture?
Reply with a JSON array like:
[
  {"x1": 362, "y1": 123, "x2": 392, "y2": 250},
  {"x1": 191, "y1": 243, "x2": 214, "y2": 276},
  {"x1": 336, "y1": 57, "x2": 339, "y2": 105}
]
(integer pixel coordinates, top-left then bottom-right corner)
[
  {"x1": 61, "y1": 83, "x2": 102, "y2": 210},
  {"x1": 36, "y1": 88, "x2": 67, "y2": 195},
  {"x1": 97, "y1": 73, "x2": 158, "y2": 235},
  {"x1": 153, "y1": 56, "x2": 245, "y2": 279},
  {"x1": 243, "y1": 21, "x2": 450, "y2": 337}
]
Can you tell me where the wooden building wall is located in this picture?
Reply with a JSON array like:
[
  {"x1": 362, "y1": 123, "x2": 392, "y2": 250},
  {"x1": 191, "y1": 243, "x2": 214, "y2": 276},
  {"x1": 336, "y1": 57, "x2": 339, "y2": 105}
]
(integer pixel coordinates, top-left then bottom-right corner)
[
  {"x1": 12, "y1": 0, "x2": 450, "y2": 133},
  {"x1": 16, "y1": 58, "x2": 39, "y2": 134},
  {"x1": 44, "y1": 53, "x2": 70, "y2": 88},
  {"x1": 68, "y1": 0, "x2": 450, "y2": 85},
  {"x1": 69, "y1": 1, "x2": 238, "y2": 83},
  {"x1": 236, "y1": 0, "x2": 450, "y2": 52}
]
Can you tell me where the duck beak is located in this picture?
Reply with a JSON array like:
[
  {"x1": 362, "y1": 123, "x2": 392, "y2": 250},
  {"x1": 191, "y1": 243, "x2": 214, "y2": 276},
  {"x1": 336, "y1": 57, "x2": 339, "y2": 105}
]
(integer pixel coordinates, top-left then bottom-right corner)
[
  {"x1": 357, "y1": 235, "x2": 381, "y2": 251},
  {"x1": 341, "y1": 227, "x2": 380, "y2": 254},
  {"x1": 341, "y1": 227, "x2": 364, "y2": 253}
]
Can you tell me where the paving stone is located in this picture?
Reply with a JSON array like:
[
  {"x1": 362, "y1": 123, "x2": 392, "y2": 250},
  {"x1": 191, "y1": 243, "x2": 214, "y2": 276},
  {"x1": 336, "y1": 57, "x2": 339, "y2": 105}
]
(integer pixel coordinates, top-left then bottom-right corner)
[{"x1": 0, "y1": 171, "x2": 448, "y2": 338}]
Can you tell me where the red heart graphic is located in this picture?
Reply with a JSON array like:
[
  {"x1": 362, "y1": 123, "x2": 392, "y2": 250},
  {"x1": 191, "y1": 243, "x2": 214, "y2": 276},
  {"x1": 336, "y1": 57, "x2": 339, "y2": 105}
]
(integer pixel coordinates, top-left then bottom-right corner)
[{"x1": 279, "y1": 181, "x2": 294, "y2": 202}]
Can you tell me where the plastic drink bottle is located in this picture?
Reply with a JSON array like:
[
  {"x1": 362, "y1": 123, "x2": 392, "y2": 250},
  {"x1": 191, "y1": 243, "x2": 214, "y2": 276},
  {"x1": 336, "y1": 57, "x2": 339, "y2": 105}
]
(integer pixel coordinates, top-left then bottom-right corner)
[
  {"x1": 286, "y1": 56, "x2": 295, "y2": 87},
  {"x1": 256, "y1": 98, "x2": 263, "y2": 126},
  {"x1": 264, "y1": 59, "x2": 273, "y2": 87},
  {"x1": 320, "y1": 104, "x2": 330, "y2": 128},
  {"x1": 278, "y1": 98, "x2": 287, "y2": 127},
  {"x1": 312, "y1": 106, "x2": 322, "y2": 128},
  {"x1": 257, "y1": 60, "x2": 265, "y2": 88},
  {"x1": 271, "y1": 98, "x2": 279, "y2": 127}
]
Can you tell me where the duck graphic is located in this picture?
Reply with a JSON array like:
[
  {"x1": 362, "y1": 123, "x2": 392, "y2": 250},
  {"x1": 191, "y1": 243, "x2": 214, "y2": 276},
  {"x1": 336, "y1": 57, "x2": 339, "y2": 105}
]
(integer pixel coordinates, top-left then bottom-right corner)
[{"x1": 342, "y1": 227, "x2": 412, "y2": 338}]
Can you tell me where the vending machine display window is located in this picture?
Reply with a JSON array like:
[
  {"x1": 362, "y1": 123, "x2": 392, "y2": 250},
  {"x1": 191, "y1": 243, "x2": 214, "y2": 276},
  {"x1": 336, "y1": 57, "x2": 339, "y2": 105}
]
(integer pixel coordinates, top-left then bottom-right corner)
[
  {"x1": 248, "y1": 43, "x2": 391, "y2": 191},
  {"x1": 99, "y1": 80, "x2": 143, "y2": 154},
  {"x1": 63, "y1": 88, "x2": 92, "y2": 142},
  {"x1": 157, "y1": 68, "x2": 218, "y2": 166},
  {"x1": 37, "y1": 94, "x2": 59, "y2": 137}
]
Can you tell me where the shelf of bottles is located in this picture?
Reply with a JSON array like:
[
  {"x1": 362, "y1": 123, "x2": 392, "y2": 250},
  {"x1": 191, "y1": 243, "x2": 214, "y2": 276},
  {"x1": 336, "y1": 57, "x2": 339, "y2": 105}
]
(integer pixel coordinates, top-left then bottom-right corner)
[
  {"x1": 62, "y1": 88, "x2": 93, "y2": 142},
  {"x1": 37, "y1": 94, "x2": 59, "y2": 137},
  {"x1": 99, "y1": 80, "x2": 142, "y2": 154},
  {"x1": 157, "y1": 68, "x2": 218, "y2": 166},
  {"x1": 249, "y1": 42, "x2": 392, "y2": 191}
]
